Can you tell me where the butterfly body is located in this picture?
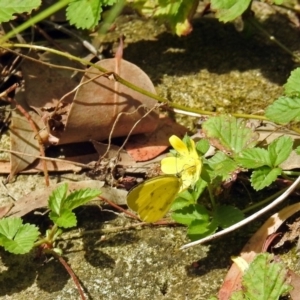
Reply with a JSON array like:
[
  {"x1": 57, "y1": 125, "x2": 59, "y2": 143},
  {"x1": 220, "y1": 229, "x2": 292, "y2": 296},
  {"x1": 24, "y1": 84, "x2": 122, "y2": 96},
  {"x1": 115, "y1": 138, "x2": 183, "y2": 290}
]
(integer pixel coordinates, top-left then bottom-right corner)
[{"x1": 127, "y1": 175, "x2": 182, "y2": 223}]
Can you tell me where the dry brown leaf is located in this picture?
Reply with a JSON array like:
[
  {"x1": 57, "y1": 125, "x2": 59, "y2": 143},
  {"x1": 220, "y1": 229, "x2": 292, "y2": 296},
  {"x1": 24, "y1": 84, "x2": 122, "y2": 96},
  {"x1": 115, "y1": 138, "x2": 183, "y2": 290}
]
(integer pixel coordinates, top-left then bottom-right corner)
[
  {"x1": 22, "y1": 48, "x2": 84, "y2": 111},
  {"x1": 56, "y1": 58, "x2": 159, "y2": 144},
  {"x1": 9, "y1": 90, "x2": 45, "y2": 179}
]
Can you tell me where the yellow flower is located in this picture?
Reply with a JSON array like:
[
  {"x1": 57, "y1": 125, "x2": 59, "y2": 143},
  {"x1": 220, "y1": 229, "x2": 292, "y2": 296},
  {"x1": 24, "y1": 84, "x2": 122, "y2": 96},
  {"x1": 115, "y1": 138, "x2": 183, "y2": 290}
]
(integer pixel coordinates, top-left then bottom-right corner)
[{"x1": 161, "y1": 135, "x2": 202, "y2": 191}]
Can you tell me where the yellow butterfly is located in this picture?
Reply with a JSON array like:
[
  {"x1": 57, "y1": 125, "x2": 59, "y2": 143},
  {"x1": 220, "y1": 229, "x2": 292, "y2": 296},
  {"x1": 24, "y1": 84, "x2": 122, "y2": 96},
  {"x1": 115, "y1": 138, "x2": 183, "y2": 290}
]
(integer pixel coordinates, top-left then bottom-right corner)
[
  {"x1": 127, "y1": 135, "x2": 202, "y2": 223},
  {"x1": 127, "y1": 175, "x2": 182, "y2": 223}
]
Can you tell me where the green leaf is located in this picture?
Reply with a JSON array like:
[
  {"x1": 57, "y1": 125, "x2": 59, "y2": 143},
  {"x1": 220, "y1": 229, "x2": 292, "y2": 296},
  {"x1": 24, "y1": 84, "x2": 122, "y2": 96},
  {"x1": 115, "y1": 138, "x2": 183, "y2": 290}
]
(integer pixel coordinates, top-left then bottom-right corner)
[
  {"x1": 229, "y1": 290, "x2": 244, "y2": 300},
  {"x1": 63, "y1": 188, "x2": 101, "y2": 210},
  {"x1": 66, "y1": 0, "x2": 103, "y2": 29},
  {"x1": 213, "y1": 205, "x2": 244, "y2": 228},
  {"x1": 48, "y1": 183, "x2": 68, "y2": 215},
  {"x1": 152, "y1": 0, "x2": 182, "y2": 16},
  {"x1": 0, "y1": 0, "x2": 41, "y2": 23},
  {"x1": 0, "y1": 218, "x2": 39, "y2": 254},
  {"x1": 251, "y1": 167, "x2": 282, "y2": 191},
  {"x1": 187, "y1": 218, "x2": 218, "y2": 241},
  {"x1": 211, "y1": 0, "x2": 252, "y2": 22},
  {"x1": 242, "y1": 253, "x2": 292, "y2": 299},
  {"x1": 268, "y1": 136, "x2": 293, "y2": 167},
  {"x1": 171, "y1": 196, "x2": 194, "y2": 211},
  {"x1": 235, "y1": 148, "x2": 271, "y2": 168},
  {"x1": 129, "y1": 0, "x2": 198, "y2": 36},
  {"x1": 296, "y1": 145, "x2": 300, "y2": 155},
  {"x1": 49, "y1": 209, "x2": 77, "y2": 228},
  {"x1": 207, "y1": 151, "x2": 238, "y2": 181},
  {"x1": 265, "y1": 96, "x2": 300, "y2": 124},
  {"x1": 191, "y1": 177, "x2": 208, "y2": 200},
  {"x1": 196, "y1": 138, "x2": 210, "y2": 155},
  {"x1": 202, "y1": 115, "x2": 259, "y2": 155},
  {"x1": 48, "y1": 184, "x2": 101, "y2": 228},
  {"x1": 284, "y1": 67, "x2": 300, "y2": 96},
  {"x1": 172, "y1": 204, "x2": 210, "y2": 226}
]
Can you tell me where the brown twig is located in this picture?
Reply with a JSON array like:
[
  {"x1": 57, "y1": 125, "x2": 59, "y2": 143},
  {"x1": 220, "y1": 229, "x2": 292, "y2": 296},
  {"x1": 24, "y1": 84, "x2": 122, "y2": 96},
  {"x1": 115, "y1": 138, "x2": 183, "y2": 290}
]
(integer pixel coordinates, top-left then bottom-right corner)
[
  {"x1": 99, "y1": 195, "x2": 139, "y2": 220},
  {"x1": 0, "y1": 83, "x2": 49, "y2": 186},
  {"x1": 51, "y1": 250, "x2": 86, "y2": 300},
  {"x1": 0, "y1": 148, "x2": 94, "y2": 170}
]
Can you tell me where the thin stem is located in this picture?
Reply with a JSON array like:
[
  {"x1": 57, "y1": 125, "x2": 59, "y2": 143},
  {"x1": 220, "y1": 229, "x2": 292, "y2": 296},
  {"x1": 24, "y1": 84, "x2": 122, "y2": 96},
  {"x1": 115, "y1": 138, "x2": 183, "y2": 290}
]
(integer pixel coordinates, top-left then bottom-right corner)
[
  {"x1": 1, "y1": 43, "x2": 269, "y2": 121},
  {"x1": 207, "y1": 182, "x2": 216, "y2": 209},
  {"x1": 242, "y1": 188, "x2": 286, "y2": 214},
  {"x1": 51, "y1": 250, "x2": 86, "y2": 300},
  {"x1": 247, "y1": 16, "x2": 300, "y2": 62},
  {"x1": 1, "y1": 84, "x2": 49, "y2": 185},
  {"x1": 0, "y1": 0, "x2": 71, "y2": 44}
]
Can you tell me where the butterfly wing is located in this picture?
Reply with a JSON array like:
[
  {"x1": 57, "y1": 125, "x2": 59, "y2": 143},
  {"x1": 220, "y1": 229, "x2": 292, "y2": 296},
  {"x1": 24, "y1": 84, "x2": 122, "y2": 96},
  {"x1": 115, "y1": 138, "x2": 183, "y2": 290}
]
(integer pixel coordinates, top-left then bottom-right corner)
[{"x1": 127, "y1": 175, "x2": 181, "y2": 223}]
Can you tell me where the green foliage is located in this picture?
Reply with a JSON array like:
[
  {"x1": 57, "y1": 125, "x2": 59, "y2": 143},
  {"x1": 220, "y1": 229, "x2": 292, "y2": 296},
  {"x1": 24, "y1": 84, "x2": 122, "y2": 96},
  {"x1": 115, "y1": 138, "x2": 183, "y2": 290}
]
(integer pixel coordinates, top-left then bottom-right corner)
[
  {"x1": 206, "y1": 151, "x2": 238, "y2": 182},
  {"x1": 66, "y1": 0, "x2": 115, "y2": 29},
  {"x1": 211, "y1": 0, "x2": 251, "y2": 22},
  {"x1": 265, "y1": 96, "x2": 300, "y2": 124},
  {"x1": 284, "y1": 67, "x2": 300, "y2": 96},
  {"x1": 196, "y1": 138, "x2": 210, "y2": 156},
  {"x1": 0, "y1": 184, "x2": 101, "y2": 255},
  {"x1": 213, "y1": 205, "x2": 244, "y2": 228},
  {"x1": 49, "y1": 183, "x2": 101, "y2": 228},
  {"x1": 128, "y1": 0, "x2": 198, "y2": 35},
  {"x1": 202, "y1": 115, "x2": 259, "y2": 155},
  {"x1": 166, "y1": 110, "x2": 295, "y2": 237},
  {"x1": 0, "y1": 218, "x2": 40, "y2": 254},
  {"x1": 0, "y1": 0, "x2": 118, "y2": 30},
  {"x1": 0, "y1": 0, "x2": 41, "y2": 23},
  {"x1": 236, "y1": 136, "x2": 293, "y2": 190},
  {"x1": 230, "y1": 253, "x2": 292, "y2": 299},
  {"x1": 266, "y1": 67, "x2": 300, "y2": 124}
]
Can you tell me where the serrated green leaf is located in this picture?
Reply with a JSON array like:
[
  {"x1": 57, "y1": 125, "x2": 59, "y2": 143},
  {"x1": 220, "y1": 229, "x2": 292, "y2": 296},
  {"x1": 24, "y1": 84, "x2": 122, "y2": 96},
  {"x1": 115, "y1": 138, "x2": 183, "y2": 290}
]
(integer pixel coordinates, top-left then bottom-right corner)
[
  {"x1": 171, "y1": 189, "x2": 196, "y2": 211},
  {"x1": 191, "y1": 177, "x2": 208, "y2": 200},
  {"x1": 48, "y1": 183, "x2": 68, "y2": 215},
  {"x1": 242, "y1": 253, "x2": 292, "y2": 299},
  {"x1": 0, "y1": 218, "x2": 39, "y2": 254},
  {"x1": 171, "y1": 196, "x2": 194, "y2": 211},
  {"x1": 268, "y1": 136, "x2": 293, "y2": 167},
  {"x1": 207, "y1": 151, "x2": 238, "y2": 180},
  {"x1": 211, "y1": 0, "x2": 251, "y2": 22},
  {"x1": 196, "y1": 139, "x2": 210, "y2": 155},
  {"x1": 172, "y1": 204, "x2": 209, "y2": 226},
  {"x1": 0, "y1": 0, "x2": 41, "y2": 23},
  {"x1": 265, "y1": 96, "x2": 300, "y2": 124},
  {"x1": 66, "y1": 0, "x2": 103, "y2": 29},
  {"x1": 251, "y1": 166, "x2": 282, "y2": 191},
  {"x1": 202, "y1": 115, "x2": 259, "y2": 155},
  {"x1": 63, "y1": 188, "x2": 101, "y2": 210},
  {"x1": 284, "y1": 68, "x2": 300, "y2": 96},
  {"x1": 187, "y1": 218, "x2": 218, "y2": 241},
  {"x1": 235, "y1": 148, "x2": 271, "y2": 168},
  {"x1": 213, "y1": 205, "x2": 244, "y2": 228},
  {"x1": 49, "y1": 209, "x2": 76, "y2": 228},
  {"x1": 229, "y1": 290, "x2": 244, "y2": 300}
]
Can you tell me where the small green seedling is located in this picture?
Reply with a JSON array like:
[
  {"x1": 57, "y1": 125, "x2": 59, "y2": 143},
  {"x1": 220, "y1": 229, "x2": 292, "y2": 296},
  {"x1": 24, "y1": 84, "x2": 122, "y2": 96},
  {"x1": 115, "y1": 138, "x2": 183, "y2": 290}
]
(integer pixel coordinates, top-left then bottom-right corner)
[{"x1": 0, "y1": 183, "x2": 101, "y2": 255}]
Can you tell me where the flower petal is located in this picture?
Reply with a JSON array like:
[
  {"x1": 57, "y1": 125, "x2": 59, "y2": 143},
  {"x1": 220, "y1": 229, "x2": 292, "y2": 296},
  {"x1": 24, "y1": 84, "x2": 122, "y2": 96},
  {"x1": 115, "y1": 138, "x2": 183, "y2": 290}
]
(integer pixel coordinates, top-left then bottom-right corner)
[
  {"x1": 162, "y1": 135, "x2": 202, "y2": 191},
  {"x1": 169, "y1": 135, "x2": 189, "y2": 156}
]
